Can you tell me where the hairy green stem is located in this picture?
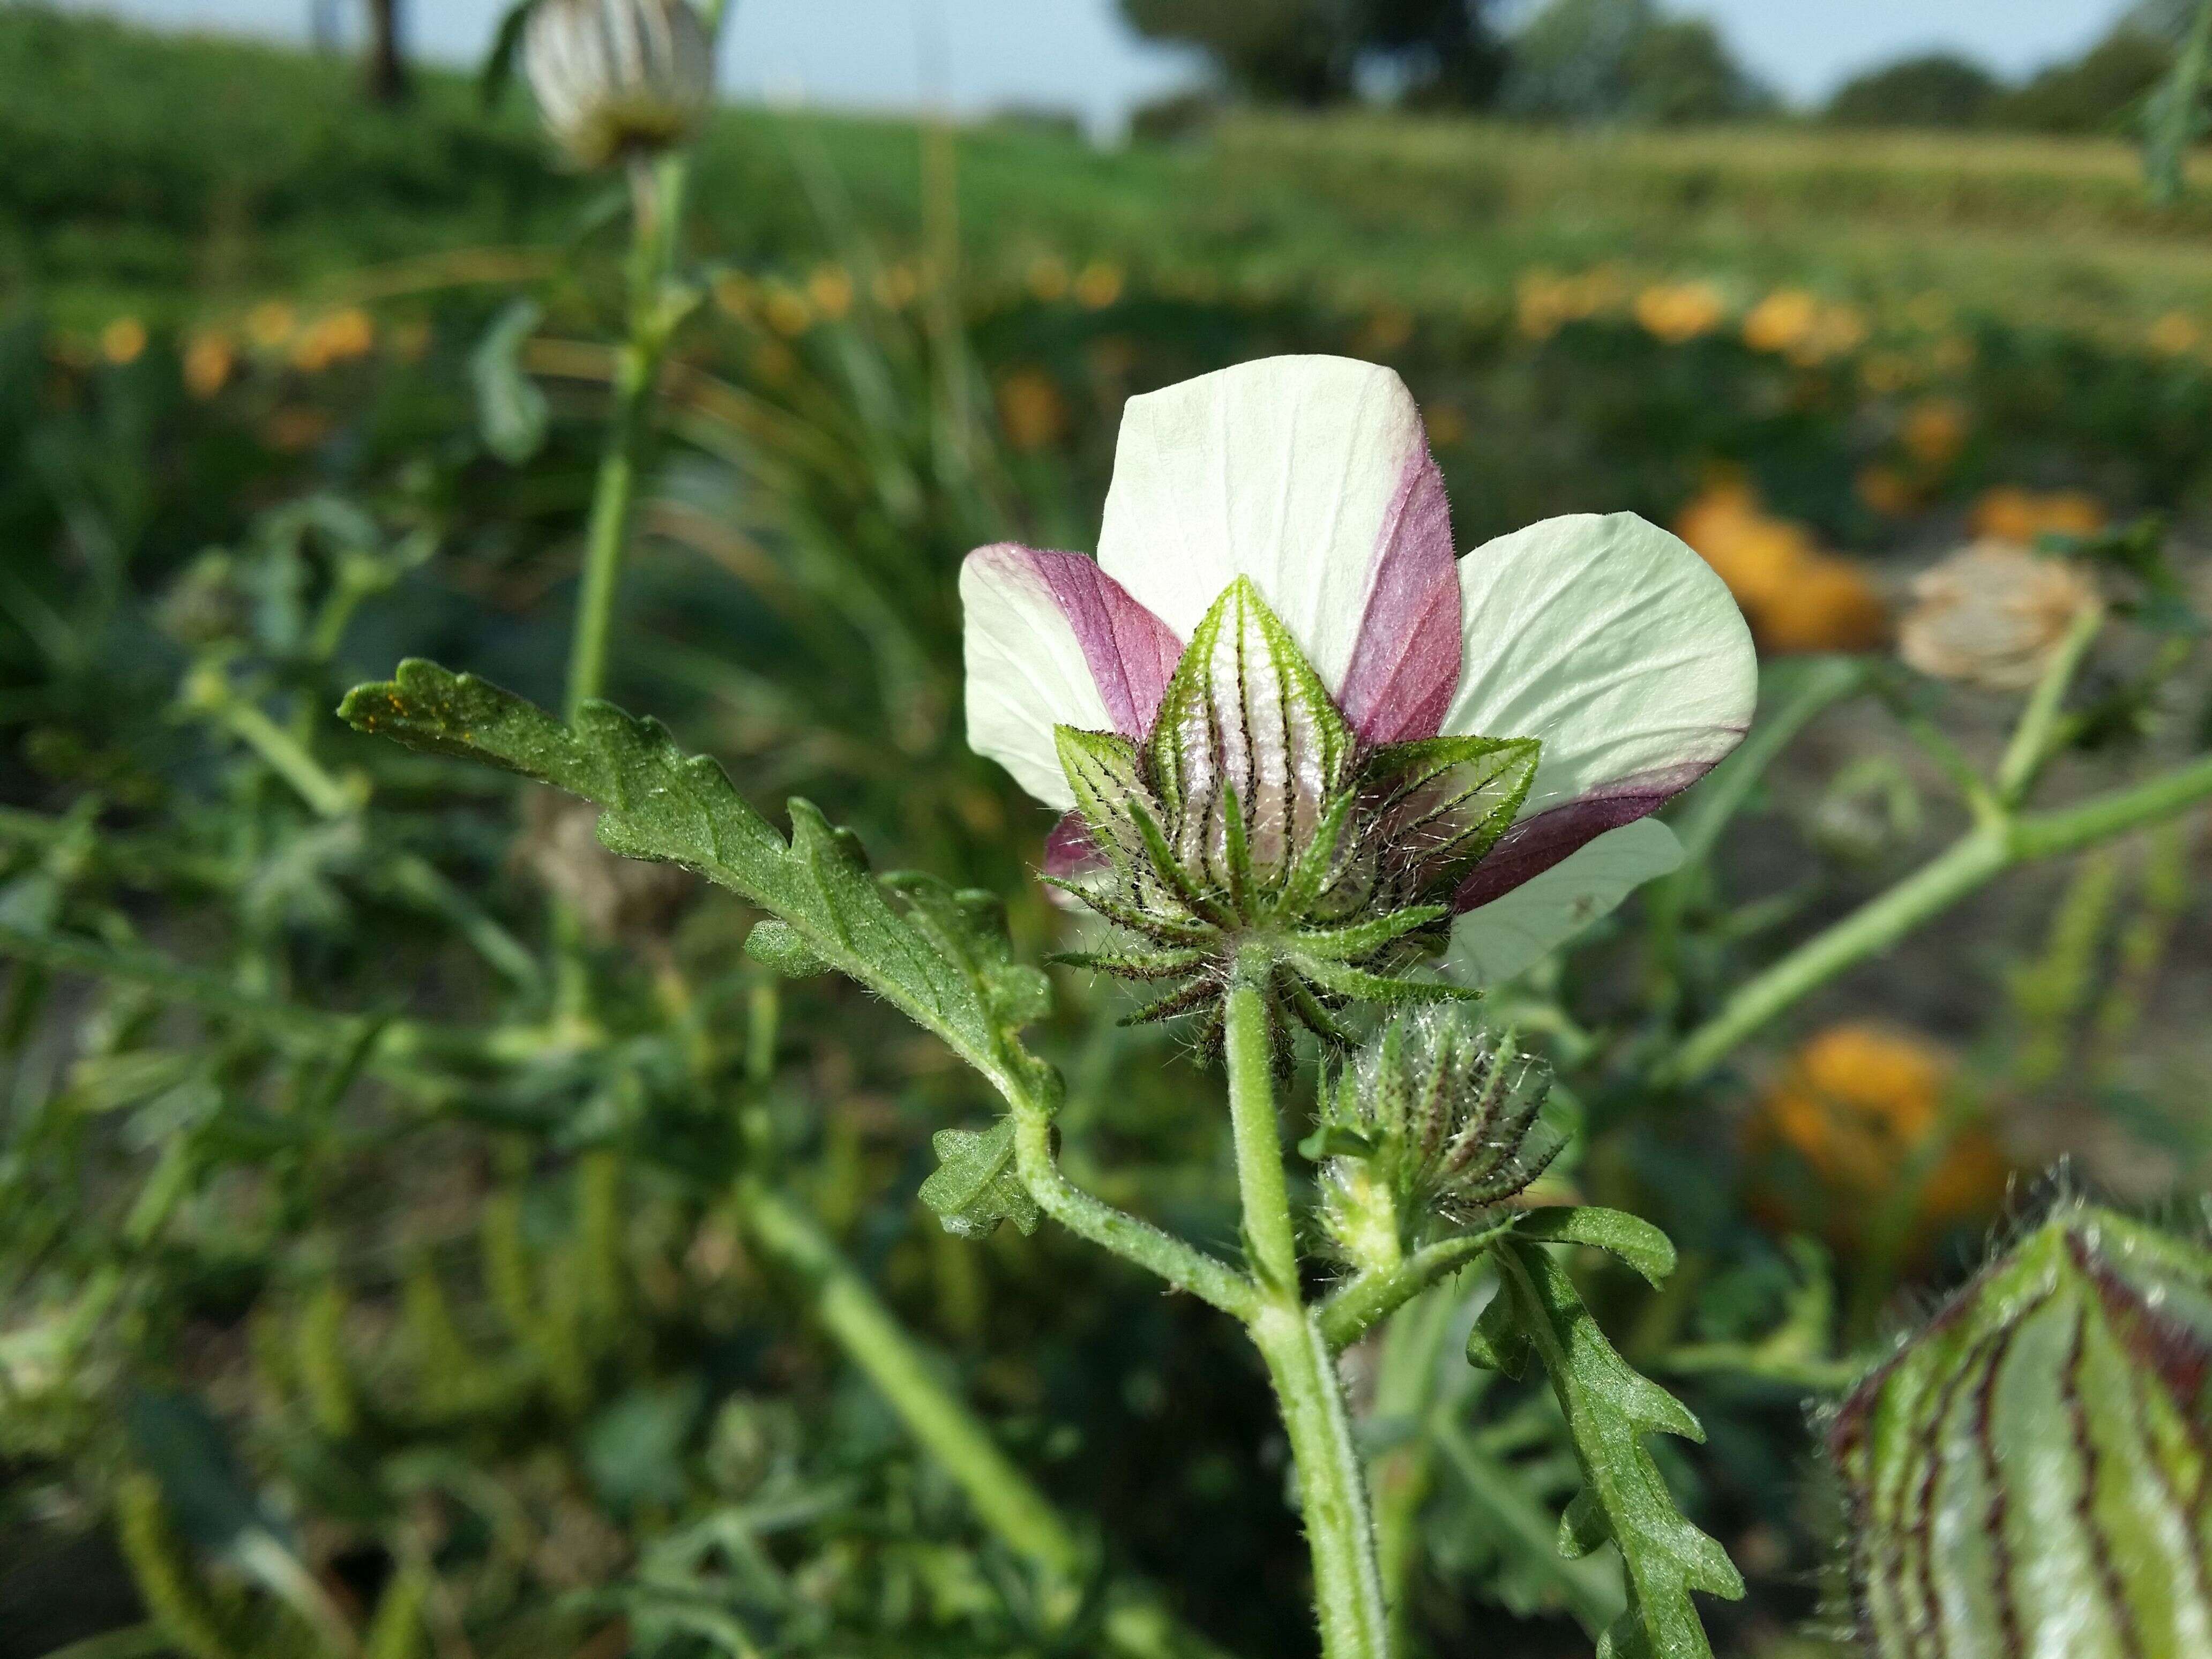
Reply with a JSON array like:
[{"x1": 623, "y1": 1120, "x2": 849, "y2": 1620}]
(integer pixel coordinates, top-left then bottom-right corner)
[
  {"x1": 1319, "y1": 1224, "x2": 1513, "y2": 1352},
  {"x1": 1661, "y1": 751, "x2": 2212, "y2": 1085},
  {"x1": 1996, "y1": 604, "x2": 2104, "y2": 805},
  {"x1": 1008, "y1": 1109, "x2": 1257, "y2": 1318},
  {"x1": 1223, "y1": 984, "x2": 1390, "y2": 1659}
]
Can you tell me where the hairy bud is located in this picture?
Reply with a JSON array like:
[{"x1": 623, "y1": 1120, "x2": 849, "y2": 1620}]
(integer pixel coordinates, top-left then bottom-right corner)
[
  {"x1": 524, "y1": 0, "x2": 715, "y2": 171},
  {"x1": 1831, "y1": 1201, "x2": 2212, "y2": 1657},
  {"x1": 1308, "y1": 1008, "x2": 1561, "y2": 1274},
  {"x1": 1052, "y1": 579, "x2": 1537, "y2": 1040}
]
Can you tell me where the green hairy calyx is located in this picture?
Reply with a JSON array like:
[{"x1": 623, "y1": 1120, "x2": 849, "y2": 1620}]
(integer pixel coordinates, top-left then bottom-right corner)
[
  {"x1": 1832, "y1": 1201, "x2": 2212, "y2": 1659},
  {"x1": 1051, "y1": 578, "x2": 1538, "y2": 1042},
  {"x1": 1308, "y1": 1007, "x2": 1563, "y2": 1275}
]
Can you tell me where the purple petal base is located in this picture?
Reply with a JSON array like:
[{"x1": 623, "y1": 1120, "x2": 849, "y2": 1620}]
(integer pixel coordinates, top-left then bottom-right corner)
[
  {"x1": 1337, "y1": 446, "x2": 1463, "y2": 746},
  {"x1": 1452, "y1": 761, "x2": 1715, "y2": 913},
  {"x1": 972, "y1": 544, "x2": 1185, "y2": 738},
  {"x1": 1042, "y1": 812, "x2": 1106, "y2": 879}
]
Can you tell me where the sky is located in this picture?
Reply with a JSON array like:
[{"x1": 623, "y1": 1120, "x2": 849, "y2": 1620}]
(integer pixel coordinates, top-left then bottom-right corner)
[{"x1": 59, "y1": 0, "x2": 2139, "y2": 136}]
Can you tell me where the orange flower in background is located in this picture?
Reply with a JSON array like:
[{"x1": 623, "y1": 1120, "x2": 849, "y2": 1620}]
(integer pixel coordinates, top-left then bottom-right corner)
[
  {"x1": 1027, "y1": 256, "x2": 1071, "y2": 303},
  {"x1": 994, "y1": 367, "x2": 1067, "y2": 452},
  {"x1": 1856, "y1": 464, "x2": 1915, "y2": 517},
  {"x1": 246, "y1": 301, "x2": 296, "y2": 351},
  {"x1": 762, "y1": 286, "x2": 812, "y2": 338},
  {"x1": 806, "y1": 265, "x2": 854, "y2": 322},
  {"x1": 292, "y1": 308, "x2": 375, "y2": 372},
  {"x1": 183, "y1": 332, "x2": 235, "y2": 399},
  {"x1": 1971, "y1": 485, "x2": 2105, "y2": 547},
  {"x1": 2148, "y1": 311, "x2": 2200, "y2": 357},
  {"x1": 1673, "y1": 480, "x2": 1888, "y2": 653},
  {"x1": 100, "y1": 317, "x2": 148, "y2": 365},
  {"x1": 1901, "y1": 398, "x2": 1968, "y2": 469},
  {"x1": 1747, "y1": 1023, "x2": 2008, "y2": 1249},
  {"x1": 1073, "y1": 261, "x2": 1124, "y2": 310},
  {"x1": 1743, "y1": 288, "x2": 1818, "y2": 355},
  {"x1": 1634, "y1": 281, "x2": 1724, "y2": 345}
]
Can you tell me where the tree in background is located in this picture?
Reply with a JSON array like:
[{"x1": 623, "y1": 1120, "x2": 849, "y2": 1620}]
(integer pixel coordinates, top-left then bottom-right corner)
[
  {"x1": 1825, "y1": 53, "x2": 2000, "y2": 129},
  {"x1": 1500, "y1": 0, "x2": 1770, "y2": 125},
  {"x1": 1999, "y1": 25, "x2": 2171, "y2": 133},
  {"x1": 1119, "y1": 0, "x2": 1505, "y2": 107},
  {"x1": 364, "y1": 0, "x2": 407, "y2": 103}
]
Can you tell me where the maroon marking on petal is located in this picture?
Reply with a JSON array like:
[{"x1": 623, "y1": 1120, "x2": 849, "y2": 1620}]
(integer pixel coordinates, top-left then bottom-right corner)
[
  {"x1": 1338, "y1": 445, "x2": 1463, "y2": 746},
  {"x1": 978, "y1": 544, "x2": 1184, "y2": 738},
  {"x1": 1042, "y1": 812, "x2": 1104, "y2": 879},
  {"x1": 1452, "y1": 760, "x2": 1715, "y2": 912}
]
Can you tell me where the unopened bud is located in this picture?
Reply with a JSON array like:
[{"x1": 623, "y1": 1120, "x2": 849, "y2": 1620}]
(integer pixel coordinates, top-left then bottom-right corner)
[
  {"x1": 524, "y1": 0, "x2": 714, "y2": 171},
  {"x1": 1832, "y1": 1201, "x2": 2212, "y2": 1657},
  {"x1": 1309, "y1": 1008, "x2": 1560, "y2": 1274}
]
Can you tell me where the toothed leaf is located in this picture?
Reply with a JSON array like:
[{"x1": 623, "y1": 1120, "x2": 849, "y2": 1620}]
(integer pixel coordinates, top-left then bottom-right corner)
[
  {"x1": 1474, "y1": 1238, "x2": 1743, "y2": 1659},
  {"x1": 918, "y1": 1121, "x2": 1040, "y2": 1239}
]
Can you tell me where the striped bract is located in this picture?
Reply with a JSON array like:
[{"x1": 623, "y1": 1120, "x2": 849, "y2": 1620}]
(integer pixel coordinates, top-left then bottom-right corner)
[{"x1": 1832, "y1": 1204, "x2": 2212, "y2": 1659}]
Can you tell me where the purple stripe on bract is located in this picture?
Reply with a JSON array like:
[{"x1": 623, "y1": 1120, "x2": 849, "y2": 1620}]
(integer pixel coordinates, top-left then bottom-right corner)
[
  {"x1": 1452, "y1": 760, "x2": 1715, "y2": 912},
  {"x1": 1337, "y1": 445, "x2": 1463, "y2": 745},
  {"x1": 1042, "y1": 811, "x2": 1104, "y2": 879},
  {"x1": 984, "y1": 544, "x2": 1184, "y2": 738}
]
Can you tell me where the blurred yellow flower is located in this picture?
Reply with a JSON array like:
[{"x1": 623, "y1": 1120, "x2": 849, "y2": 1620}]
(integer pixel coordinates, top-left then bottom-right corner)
[
  {"x1": 763, "y1": 286, "x2": 813, "y2": 338},
  {"x1": 1634, "y1": 281, "x2": 1724, "y2": 345},
  {"x1": 1027, "y1": 256, "x2": 1070, "y2": 303},
  {"x1": 183, "y1": 332, "x2": 235, "y2": 399},
  {"x1": 1855, "y1": 464, "x2": 1915, "y2": 517},
  {"x1": 293, "y1": 309, "x2": 375, "y2": 371},
  {"x1": 1929, "y1": 332, "x2": 1976, "y2": 374},
  {"x1": 1675, "y1": 480, "x2": 1888, "y2": 653},
  {"x1": 264, "y1": 406, "x2": 332, "y2": 452},
  {"x1": 995, "y1": 367, "x2": 1068, "y2": 453},
  {"x1": 806, "y1": 265, "x2": 854, "y2": 322},
  {"x1": 246, "y1": 301, "x2": 296, "y2": 351},
  {"x1": 2147, "y1": 310, "x2": 2201, "y2": 357},
  {"x1": 1790, "y1": 301, "x2": 1869, "y2": 367},
  {"x1": 1857, "y1": 351, "x2": 1915, "y2": 395},
  {"x1": 1074, "y1": 261, "x2": 1124, "y2": 310},
  {"x1": 1748, "y1": 1023, "x2": 2007, "y2": 1247},
  {"x1": 1899, "y1": 540, "x2": 2102, "y2": 692},
  {"x1": 1743, "y1": 288, "x2": 1818, "y2": 355},
  {"x1": 1901, "y1": 397, "x2": 1968, "y2": 469},
  {"x1": 1970, "y1": 485, "x2": 2104, "y2": 546},
  {"x1": 100, "y1": 317, "x2": 148, "y2": 365}
]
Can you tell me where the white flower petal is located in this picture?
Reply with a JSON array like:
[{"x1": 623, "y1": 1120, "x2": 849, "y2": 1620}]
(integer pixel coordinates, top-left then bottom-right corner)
[
  {"x1": 1444, "y1": 818, "x2": 1684, "y2": 985},
  {"x1": 961, "y1": 545, "x2": 1181, "y2": 810},
  {"x1": 1097, "y1": 356, "x2": 1448, "y2": 708}
]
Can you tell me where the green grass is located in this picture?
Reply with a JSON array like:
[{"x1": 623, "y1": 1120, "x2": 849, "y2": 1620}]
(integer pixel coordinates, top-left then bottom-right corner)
[{"x1": 7, "y1": 3, "x2": 2212, "y2": 349}]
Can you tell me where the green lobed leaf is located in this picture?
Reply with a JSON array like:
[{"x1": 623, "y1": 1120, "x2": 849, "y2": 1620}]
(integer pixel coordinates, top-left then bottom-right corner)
[
  {"x1": 1471, "y1": 1239, "x2": 1744, "y2": 1659},
  {"x1": 1515, "y1": 1206, "x2": 1678, "y2": 1288},
  {"x1": 338, "y1": 662, "x2": 1049, "y2": 1096},
  {"x1": 918, "y1": 1121, "x2": 1041, "y2": 1239}
]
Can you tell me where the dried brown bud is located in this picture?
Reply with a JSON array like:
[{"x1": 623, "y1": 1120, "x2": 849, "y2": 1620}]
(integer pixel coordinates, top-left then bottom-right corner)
[{"x1": 1898, "y1": 540, "x2": 2100, "y2": 692}]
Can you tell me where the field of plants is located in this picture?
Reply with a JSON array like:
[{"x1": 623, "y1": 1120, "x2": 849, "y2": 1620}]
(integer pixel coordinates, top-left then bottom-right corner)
[{"x1": 4, "y1": 6, "x2": 2212, "y2": 1659}]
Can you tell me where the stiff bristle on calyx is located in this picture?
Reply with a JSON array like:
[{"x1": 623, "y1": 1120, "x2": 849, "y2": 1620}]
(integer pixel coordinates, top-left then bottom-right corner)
[
  {"x1": 1312, "y1": 1007, "x2": 1563, "y2": 1274},
  {"x1": 1048, "y1": 580, "x2": 1539, "y2": 1041}
]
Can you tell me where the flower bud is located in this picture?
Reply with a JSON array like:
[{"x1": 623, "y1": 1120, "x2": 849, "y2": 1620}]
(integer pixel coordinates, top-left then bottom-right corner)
[
  {"x1": 524, "y1": 0, "x2": 714, "y2": 171},
  {"x1": 1831, "y1": 1201, "x2": 2212, "y2": 1657},
  {"x1": 1898, "y1": 540, "x2": 2101, "y2": 692},
  {"x1": 1309, "y1": 1008, "x2": 1561, "y2": 1274}
]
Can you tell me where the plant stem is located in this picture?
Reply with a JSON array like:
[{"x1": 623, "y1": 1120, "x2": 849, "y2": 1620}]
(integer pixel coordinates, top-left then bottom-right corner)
[
  {"x1": 1996, "y1": 604, "x2": 2103, "y2": 806},
  {"x1": 1661, "y1": 750, "x2": 2212, "y2": 1085},
  {"x1": 1249, "y1": 1304, "x2": 1393, "y2": 1659},
  {"x1": 1222, "y1": 983, "x2": 1390, "y2": 1659},
  {"x1": 1224, "y1": 982, "x2": 1299, "y2": 1292}
]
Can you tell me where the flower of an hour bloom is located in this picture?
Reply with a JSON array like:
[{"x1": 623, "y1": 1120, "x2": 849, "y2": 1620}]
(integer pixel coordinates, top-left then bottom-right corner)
[
  {"x1": 524, "y1": 0, "x2": 714, "y2": 172},
  {"x1": 961, "y1": 356, "x2": 1757, "y2": 1014}
]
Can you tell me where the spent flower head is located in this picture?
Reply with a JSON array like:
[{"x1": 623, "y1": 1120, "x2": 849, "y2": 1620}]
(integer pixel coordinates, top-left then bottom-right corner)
[
  {"x1": 1309, "y1": 1007, "x2": 1561, "y2": 1275},
  {"x1": 960, "y1": 356, "x2": 1757, "y2": 1032},
  {"x1": 1899, "y1": 539, "x2": 2102, "y2": 692},
  {"x1": 524, "y1": 0, "x2": 715, "y2": 171}
]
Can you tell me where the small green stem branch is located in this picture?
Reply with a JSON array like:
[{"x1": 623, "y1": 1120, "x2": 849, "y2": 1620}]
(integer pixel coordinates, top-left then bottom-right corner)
[
  {"x1": 1318, "y1": 1224, "x2": 1514, "y2": 1352},
  {"x1": 1222, "y1": 982, "x2": 1391, "y2": 1659},
  {"x1": 1008, "y1": 1110, "x2": 1257, "y2": 1318},
  {"x1": 1662, "y1": 750, "x2": 2212, "y2": 1085},
  {"x1": 1997, "y1": 605, "x2": 2104, "y2": 806}
]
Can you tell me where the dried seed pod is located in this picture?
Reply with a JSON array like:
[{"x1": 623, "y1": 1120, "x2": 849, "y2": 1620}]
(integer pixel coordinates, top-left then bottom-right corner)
[
  {"x1": 1311, "y1": 1007, "x2": 1561, "y2": 1275},
  {"x1": 1831, "y1": 1201, "x2": 2212, "y2": 1657},
  {"x1": 523, "y1": 0, "x2": 714, "y2": 171}
]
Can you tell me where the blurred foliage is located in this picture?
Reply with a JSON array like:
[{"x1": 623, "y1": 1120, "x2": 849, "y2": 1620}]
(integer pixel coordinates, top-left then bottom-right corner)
[{"x1": 0, "y1": 9, "x2": 2210, "y2": 1659}]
